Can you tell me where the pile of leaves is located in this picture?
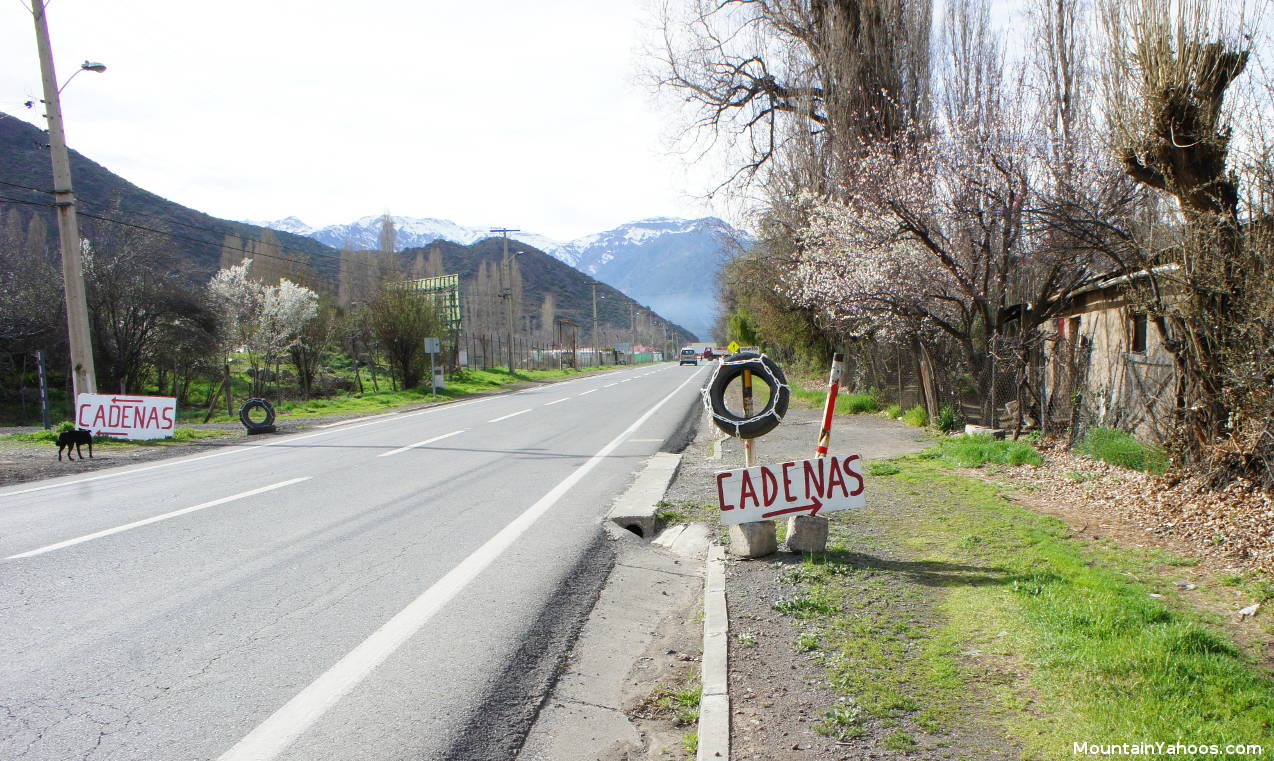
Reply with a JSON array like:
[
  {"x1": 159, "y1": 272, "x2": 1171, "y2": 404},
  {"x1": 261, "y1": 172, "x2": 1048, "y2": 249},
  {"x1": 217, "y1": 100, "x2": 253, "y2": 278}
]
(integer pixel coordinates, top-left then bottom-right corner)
[{"x1": 1026, "y1": 441, "x2": 1274, "y2": 573}]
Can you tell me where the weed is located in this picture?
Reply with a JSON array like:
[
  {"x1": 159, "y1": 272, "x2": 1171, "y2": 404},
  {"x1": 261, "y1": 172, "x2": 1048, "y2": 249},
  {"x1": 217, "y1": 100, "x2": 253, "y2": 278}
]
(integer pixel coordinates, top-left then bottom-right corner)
[
  {"x1": 1075, "y1": 426, "x2": 1169, "y2": 474},
  {"x1": 902, "y1": 405, "x2": 929, "y2": 427},
  {"x1": 736, "y1": 631, "x2": 758, "y2": 648},
  {"x1": 924, "y1": 434, "x2": 1043, "y2": 467},
  {"x1": 815, "y1": 701, "x2": 866, "y2": 740},
  {"x1": 680, "y1": 732, "x2": 698, "y2": 757},
  {"x1": 883, "y1": 730, "x2": 917, "y2": 751},
  {"x1": 883, "y1": 403, "x2": 904, "y2": 419},
  {"x1": 772, "y1": 593, "x2": 836, "y2": 618},
  {"x1": 656, "y1": 508, "x2": 689, "y2": 525},
  {"x1": 935, "y1": 403, "x2": 965, "y2": 433},
  {"x1": 869, "y1": 462, "x2": 902, "y2": 476}
]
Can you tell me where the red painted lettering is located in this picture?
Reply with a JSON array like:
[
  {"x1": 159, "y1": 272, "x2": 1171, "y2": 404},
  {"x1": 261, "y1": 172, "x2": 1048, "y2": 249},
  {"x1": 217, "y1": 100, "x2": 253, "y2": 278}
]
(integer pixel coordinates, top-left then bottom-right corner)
[
  {"x1": 827, "y1": 456, "x2": 848, "y2": 498},
  {"x1": 120, "y1": 406, "x2": 132, "y2": 428},
  {"x1": 781, "y1": 462, "x2": 796, "y2": 502},
  {"x1": 145, "y1": 407, "x2": 160, "y2": 429},
  {"x1": 108, "y1": 405, "x2": 122, "y2": 427},
  {"x1": 803, "y1": 458, "x2": 825, "y2": 499},
  {"x1": 761, "y1": 467, "x2": 778, "y2": 507},
  {"x1": 92, "y1": 406, "x2": 107, "y2": 427},
  {"x1": 717, "y1": 472, "x2": 735, "y2": 510},
  {"x1": 844, "y1": 455, "x2": 865, "y2": 496},
  {"x1": 78, "y1": 403, "x2": 90, "y2": 426},
  {"x1": 738, "y1": 471, "x2": 758, "y2": 510},
  {"x1": 161, "y1": 407, "x2": 174, "y2": 429}
]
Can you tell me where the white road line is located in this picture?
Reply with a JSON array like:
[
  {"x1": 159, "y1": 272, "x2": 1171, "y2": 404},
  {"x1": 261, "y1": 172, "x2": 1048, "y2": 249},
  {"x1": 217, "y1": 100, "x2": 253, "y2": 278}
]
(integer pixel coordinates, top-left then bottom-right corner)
[
  {"x1": 0, "y1": 398, "x2": 494, "y2": 501},
  {"x1": 7, "y1": 477, "x2": 311, "y2": 560},
  {"x1": 488, "y1": 409, "x2": 530, "y2": 423},
  {"x1": 543, "y1": 398, "x2": 569, "y2": 406},
  {"x1": 213, "y1": 367, "x2": 705, "y2": 761},
  {"x1": 376, "y1": 430, "x2": 467, "y2": 458},
  {"x1": 312, "y1": 412, "x2": 395, "y2": 428},
  {"x1": 578, "y1": 389, "x2": 597, "y2": 396},
  {"x1": 604, "y1": 383, "x2": 618, "y2": 388}
]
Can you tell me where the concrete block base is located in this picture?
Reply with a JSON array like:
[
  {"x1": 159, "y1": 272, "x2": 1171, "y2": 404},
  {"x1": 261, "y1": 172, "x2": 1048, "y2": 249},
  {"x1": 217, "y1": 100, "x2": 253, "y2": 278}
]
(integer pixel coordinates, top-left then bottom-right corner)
[
  {"x1": 728, "y1": 520, "x2": 777, "y2": 558},
  {"x1": 785, "y1": 515, "x2": 829, "y2": 554}
]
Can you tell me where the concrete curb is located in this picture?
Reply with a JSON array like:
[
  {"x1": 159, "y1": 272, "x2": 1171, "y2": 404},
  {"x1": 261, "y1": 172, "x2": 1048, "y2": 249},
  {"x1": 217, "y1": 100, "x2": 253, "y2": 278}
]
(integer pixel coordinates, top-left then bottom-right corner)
[
  {"x1": 698, "y1": 544, "x2": 729, "y2": 760},
  {"x1": 607, "y1": 451, "x2": 682, "y2": 539}
]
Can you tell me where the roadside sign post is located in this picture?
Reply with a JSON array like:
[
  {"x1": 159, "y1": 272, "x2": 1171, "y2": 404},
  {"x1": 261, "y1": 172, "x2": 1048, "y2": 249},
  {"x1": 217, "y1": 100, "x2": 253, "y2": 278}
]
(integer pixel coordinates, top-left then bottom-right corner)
[
  {"x1": 716, "y1": 454, "x2": 866, "y2": 524},
  {"x1": 424, "y1": 337, "x2": 441, "y2": 396},
  {"x1": 35, "y1": 350, "x2": 51, "y2": 430},
  {"x1": 75, "y1": 393, "x2": 177, "y2": 440},
  {"x1": 786, "y1": 352, "x2": 845, "y2": 553}
]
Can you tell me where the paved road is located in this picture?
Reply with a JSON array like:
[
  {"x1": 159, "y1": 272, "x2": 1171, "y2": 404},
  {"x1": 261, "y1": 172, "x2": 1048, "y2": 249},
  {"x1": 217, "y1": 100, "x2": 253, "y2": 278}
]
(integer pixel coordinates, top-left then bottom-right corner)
[{"x1": 0, "y1": 362, "x2": 709, "y2": 761}]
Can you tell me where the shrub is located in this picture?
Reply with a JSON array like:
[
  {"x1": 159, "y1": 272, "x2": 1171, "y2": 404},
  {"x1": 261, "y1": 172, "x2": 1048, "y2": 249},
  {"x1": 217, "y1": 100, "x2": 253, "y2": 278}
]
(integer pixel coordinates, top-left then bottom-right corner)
[
  {"x1": 931, "y1": 434, "x2": 1043, "y2": 467},
  {"x1": 1075, "y1": 426, "x2": 1169, "y2": 474},
  {"x1": 882, "y1": 404, "x2": 903, "y2": 419},
  {"x1": 902, "y1": 404, "x2": 929, "y2": 427},
  {"x1": 935, "y1": 404, "x2": 964, "y2": 433},
  {"x1": 839, "y1": 392, "x2": 881, "y2": 414}
]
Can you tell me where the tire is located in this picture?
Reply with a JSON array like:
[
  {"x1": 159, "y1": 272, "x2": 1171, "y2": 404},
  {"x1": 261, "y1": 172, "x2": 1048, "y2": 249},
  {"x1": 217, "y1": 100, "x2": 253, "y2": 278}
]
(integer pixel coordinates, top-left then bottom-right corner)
[
  {"x1": 701, "y1": 351, "x2": 790, "y2": 439},
  {"x1": 239, "y1": 398, "x2": 277, "y2": 434}
]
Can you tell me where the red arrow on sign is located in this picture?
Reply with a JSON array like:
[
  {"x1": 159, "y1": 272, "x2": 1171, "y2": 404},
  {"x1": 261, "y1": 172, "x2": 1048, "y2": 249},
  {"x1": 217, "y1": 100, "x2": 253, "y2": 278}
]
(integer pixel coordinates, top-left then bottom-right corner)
[
  {"x1": 761, "y1": 495, "x2": 823, "y2": 520},
  {"x1": 111, "y1": 397, "x2": 144, "y2": 403}
]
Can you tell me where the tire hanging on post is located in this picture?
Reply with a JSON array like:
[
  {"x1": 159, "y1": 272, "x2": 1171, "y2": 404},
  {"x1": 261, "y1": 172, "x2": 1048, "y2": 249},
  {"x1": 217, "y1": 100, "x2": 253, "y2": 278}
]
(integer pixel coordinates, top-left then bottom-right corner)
[
  {"x1": 701, "y1": 351, "x2": 790, "y2": 439},
  {"x1": 239, "y1": 398, "x2": 276, "y2": 434}
]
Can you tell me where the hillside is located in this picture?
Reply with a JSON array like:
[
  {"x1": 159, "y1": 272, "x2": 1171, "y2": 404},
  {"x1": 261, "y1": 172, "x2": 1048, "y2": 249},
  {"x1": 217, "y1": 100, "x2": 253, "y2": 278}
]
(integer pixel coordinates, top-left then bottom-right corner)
[
  {"x1": 398, "y1": 240, "x2": 695, "y2": 346},
  {"x1": 250, "y1": 213, "x2": 751, "y2": 341},
  {"x1": 0, "y1": 111, "x2": 694, "y2": 344},
  {"x1": 0, "y1": 113, "x2": 337, "y2": 283}
]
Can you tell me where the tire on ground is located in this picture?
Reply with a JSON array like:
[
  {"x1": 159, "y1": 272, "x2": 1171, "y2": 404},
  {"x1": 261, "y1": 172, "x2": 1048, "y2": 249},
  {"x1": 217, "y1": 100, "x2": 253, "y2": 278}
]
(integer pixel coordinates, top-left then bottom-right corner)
[
  {"x1": 703, "y1": 351, "x2": 789, "y2": 439},
  {"x1": 239, "y1": 398, "x2": 277, "y2": 434}
]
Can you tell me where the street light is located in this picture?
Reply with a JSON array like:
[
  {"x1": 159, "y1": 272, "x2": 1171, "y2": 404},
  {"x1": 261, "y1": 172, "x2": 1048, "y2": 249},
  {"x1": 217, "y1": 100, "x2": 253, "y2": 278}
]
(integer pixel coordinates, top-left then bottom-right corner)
[{"x1": 31, "y1": 1, "x2": 104, "y2": 398}]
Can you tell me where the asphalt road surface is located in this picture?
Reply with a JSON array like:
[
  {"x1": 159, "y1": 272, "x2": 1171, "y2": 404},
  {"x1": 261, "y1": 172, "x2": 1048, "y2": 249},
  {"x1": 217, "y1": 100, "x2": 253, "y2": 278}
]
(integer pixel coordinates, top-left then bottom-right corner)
[{"x1": 0, "y1": 362, "x2": 709, "y2": 761}]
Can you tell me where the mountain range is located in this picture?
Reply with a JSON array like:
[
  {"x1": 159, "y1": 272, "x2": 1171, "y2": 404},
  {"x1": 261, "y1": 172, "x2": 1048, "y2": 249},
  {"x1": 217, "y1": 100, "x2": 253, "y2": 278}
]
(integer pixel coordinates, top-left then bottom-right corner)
[
  {"x1": 0, "y1": 112, "x2": 696, "y2": 346},
  {"x1": 246, "y1": 214, "x2": 748, "y2": 341}
]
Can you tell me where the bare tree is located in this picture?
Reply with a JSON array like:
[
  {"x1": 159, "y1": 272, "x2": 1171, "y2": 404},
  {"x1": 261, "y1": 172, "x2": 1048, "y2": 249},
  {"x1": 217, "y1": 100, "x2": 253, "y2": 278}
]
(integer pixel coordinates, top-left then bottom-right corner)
[{"x1": 1099, "y1": 0, "x2": 1269, "y2": 482}]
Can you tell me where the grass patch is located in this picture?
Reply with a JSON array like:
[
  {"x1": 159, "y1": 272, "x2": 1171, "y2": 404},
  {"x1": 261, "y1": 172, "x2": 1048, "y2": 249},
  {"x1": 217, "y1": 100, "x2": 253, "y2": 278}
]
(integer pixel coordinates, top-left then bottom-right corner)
[
  {"x1": 883, "y1": 403, "x2": 903, "y2": 419},
  {"x1": 902, "y1": 404, "x2": 929, "y2": 427},
  {"x1": 643, "y1": 680, "x2": 702, "y2": 726},
  {"x1": 814, "y1": 457, "x2": 1274, "y2": 759},
  {"x1": 792, "y1": 387, "x2": 882, "y2": 414},
  {"x1": 1075, "y1": 426, "x2": 1169, "y2": 474},
  {"x1": 3, "y1": 426, "x2": 229, "y2": 446},
  {"x1": 917, "y1": 434, "x2": 1043, "y2": 468}
]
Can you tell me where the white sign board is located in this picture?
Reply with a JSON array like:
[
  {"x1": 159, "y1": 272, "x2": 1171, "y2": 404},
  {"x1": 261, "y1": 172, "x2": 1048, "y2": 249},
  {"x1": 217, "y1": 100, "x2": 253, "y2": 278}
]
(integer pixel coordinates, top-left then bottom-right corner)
[
  {"x1": 76, "y1": 393, "x2": 177, "y2": 440},
  {"x1": 716, "y1": 454, "x2": 866, "y2": 524},
  {"x1": 424, "y1": 337, "x2": 441, "y2": 354}
]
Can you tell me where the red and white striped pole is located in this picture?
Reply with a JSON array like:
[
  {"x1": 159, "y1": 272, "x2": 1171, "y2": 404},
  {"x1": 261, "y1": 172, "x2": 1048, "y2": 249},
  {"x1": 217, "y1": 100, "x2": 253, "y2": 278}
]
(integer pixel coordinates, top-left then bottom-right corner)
[{"x1": 815, "y1": 353, "x2": 845, "y2": 457}]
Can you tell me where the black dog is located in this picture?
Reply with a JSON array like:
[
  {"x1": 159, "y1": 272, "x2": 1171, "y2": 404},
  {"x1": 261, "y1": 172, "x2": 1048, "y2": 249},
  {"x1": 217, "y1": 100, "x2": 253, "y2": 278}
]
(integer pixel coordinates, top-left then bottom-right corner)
[{"x1": 56, "y1": 429, "x2": 93, "y2": 461}]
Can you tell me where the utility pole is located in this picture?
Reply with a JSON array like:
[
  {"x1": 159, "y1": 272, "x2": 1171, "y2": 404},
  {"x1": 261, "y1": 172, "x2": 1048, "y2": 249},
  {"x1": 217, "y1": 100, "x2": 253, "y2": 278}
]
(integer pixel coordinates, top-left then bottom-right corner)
[
  {"x1": 32, "y1": 2, "x2": 97, "y2": 397},
  {"x1": 491, "y1": 228, "x2": 518, "y2": 372},
  {"x1": 591, "y1": 282, "x2": 599, "y2": 367}
]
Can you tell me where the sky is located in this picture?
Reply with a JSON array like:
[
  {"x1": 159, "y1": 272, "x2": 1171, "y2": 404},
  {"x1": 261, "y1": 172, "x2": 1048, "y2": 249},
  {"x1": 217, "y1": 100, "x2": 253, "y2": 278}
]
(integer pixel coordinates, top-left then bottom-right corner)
[{"x1": 0, "y1": 0, "x2": 730, "y2": 242}]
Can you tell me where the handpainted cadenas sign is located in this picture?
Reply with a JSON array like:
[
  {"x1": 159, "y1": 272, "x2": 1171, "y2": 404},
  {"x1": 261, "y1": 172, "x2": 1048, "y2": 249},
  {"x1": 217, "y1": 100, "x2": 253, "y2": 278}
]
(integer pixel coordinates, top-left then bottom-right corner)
[
  {"x1": 715, "y1": 455, "x2": 866, "y2": 524},
  {"x1": 76, "y1": 393, "x2": 177, "y2": 440}
]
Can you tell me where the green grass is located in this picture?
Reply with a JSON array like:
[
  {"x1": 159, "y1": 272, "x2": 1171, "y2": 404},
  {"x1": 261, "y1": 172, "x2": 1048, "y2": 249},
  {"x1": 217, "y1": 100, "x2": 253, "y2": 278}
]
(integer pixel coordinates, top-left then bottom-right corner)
[
  {"x1": 1075, "y1": 426, "x2": 1169, "y2": 475},
  {"x1": 792, "y1": 387, "x2": 882, "y2": 414},
  {"x1": 3, "y1": 426, "x2": 228, "y2": 446},
  {"x1": 790, "y1": 455, "x2": 1274, "y2": 759},
  {"x1": 883, "y1": 403, "x2": 903, "y2": 419},
  {"x1": 646, "y1": 680, "x2": 702, "y2": 726},
  {"x1": 917, "y1": 434, "x2": 1043, "y2": 467},
  {"x1": 902, "y1": 404, "x2": 929, "y2": 427}
]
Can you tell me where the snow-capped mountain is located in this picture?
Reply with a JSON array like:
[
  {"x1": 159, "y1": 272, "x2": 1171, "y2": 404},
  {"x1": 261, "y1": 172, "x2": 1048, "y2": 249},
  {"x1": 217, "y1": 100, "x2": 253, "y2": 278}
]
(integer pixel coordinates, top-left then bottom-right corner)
[
  {"x1": 245, "y1": 215, "x2": 563, "y2": 255},
  {"x1": 559, "y1": 217, "x2": 749, "y2": 342},
  {"x1": 247, "y1": 214, "x2": 750, "y2": 341}
]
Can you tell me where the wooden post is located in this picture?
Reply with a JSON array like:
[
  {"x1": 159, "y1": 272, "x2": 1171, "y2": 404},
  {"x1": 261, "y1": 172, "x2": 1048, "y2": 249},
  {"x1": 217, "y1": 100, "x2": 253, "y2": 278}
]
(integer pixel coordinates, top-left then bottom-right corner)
[{"x1": 787, "y1": 353, "x2": 842, "y2": 553}]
